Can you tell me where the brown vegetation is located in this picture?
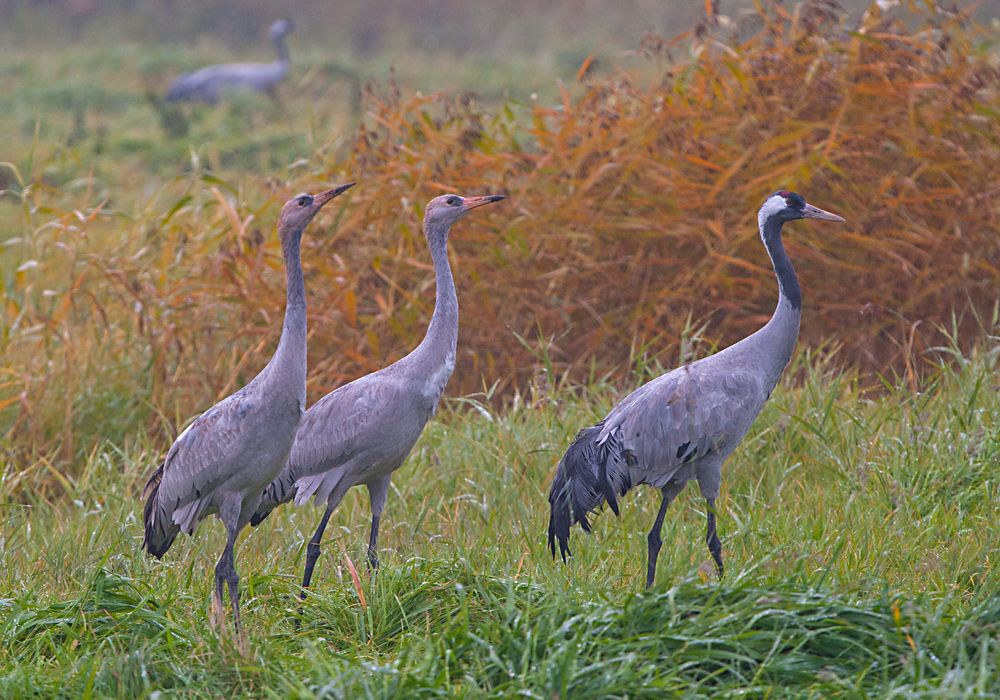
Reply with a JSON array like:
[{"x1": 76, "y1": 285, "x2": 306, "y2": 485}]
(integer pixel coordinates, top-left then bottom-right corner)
[
  {"x1": 322, "y1": 2, "x2": 1000, "y2": 390},
  {"x1": 2, "y1": 2, "x2": 998, "y2": 468}
]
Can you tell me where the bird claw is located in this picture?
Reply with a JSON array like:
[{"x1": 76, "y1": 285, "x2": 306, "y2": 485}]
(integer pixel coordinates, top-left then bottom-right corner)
[
  {"x1": 234, "y1": 628, "x2": 249, "y2": 656},
  {"x1": 209, "y1": 593, "x2": 226, "y2": 632}
]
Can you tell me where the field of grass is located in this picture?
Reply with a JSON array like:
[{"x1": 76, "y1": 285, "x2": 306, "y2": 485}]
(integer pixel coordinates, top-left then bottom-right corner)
[
  {"x1": 2, "y1": 335, "x2": 998, "y2": 696},
  {"x1": 1, "y1": 2, "x2": 999, "y2": 696},
  {"x1": 0, "y1": 0, "x2": 708, "y2": 197}
]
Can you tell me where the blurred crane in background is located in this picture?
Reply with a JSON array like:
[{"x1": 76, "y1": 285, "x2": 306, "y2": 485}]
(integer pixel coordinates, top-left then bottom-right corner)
[
  {"x1": 141, "y1": 183, "x2": 354, "y2": 651},
  {"x1": 166, "y1": 19, "x2": 294, "y2": 103},
  {"x1": 548, "y1": 190, "x2": 845, "y2": 588},
  {"x1": 251, "y1": 193, "x2": 507, "y2": 596}
]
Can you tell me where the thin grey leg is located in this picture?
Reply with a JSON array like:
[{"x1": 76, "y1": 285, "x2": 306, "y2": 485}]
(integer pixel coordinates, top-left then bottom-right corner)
[
  {"x1": 301, "y1": 502, "x2": 335, "y2": 597},
  {"x1": 706, "y1": 498, "x2": 723, "y2": 579},
  {"x1": 366, "y1": 475, "x2": 391, "y2": 573},
  {"x1": 215, "y1": 497, "x2": 244, "y2": 650},
  {"x1": 646, "y1": 491, "x2": 672, "y2": 589}
]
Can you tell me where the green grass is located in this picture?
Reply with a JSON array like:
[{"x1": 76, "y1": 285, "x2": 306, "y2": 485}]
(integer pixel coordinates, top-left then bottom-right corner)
[
  {"x1": 2, "y1": 340, "x2": 997, "y2": 697},
  {"x1": 0, "y1": 31, "x2": 617, "y2": 208}
]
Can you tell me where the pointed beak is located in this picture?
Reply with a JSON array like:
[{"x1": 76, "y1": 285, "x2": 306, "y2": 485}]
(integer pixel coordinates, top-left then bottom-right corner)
[
  {"x1": 462, "y1": 194, "x2": 506, "y2": 211},
  {"x1": 801, "y1": 202, "x2": 845, "y2": 222},
  {"x1": 313, "y1": 182, "x2": 356, "y2": 208}
]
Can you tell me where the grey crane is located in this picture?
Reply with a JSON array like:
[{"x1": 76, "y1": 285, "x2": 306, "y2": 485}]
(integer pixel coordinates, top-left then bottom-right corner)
[
  {"x1": 250, "y1": 193, "x2": 506, "y2": 593},
  {"x1": 142, "y1": 183, "x2": 355, "y2": 648},
  {"x1": 547, "y1": 190, "x2": 844, "y2": 588},
  {"x1": 166, "y1": 19, "x2": 294, "y2": 103}
]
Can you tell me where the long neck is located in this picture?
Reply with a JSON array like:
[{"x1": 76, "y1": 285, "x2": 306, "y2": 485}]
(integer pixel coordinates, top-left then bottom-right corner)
[
  {"x1": 268, "y1": 227, "x2": 307, "y2": 395},
  {"x1": 273, "y1": 33, "x2": 290, "y2": 65},
  {"x1": 414, "y1": 221, "x2": 459, "y2": 365},
  {"x1": 761, "y1": 214, "x2": 801, "y2": 311},
  {"x1": 750, "y1": 214, "x2": 802, "y2": 387}
]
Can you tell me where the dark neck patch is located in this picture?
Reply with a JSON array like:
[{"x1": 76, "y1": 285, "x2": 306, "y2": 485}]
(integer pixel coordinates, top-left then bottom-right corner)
[{"x1": 761, "y1": 216, "x2": 801, "y2": 310}]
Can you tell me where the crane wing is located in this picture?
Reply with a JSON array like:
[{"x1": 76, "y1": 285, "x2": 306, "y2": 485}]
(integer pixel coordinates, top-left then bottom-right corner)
[
  {"x1": 290, "y1": 375, "x2": 402, "y2": 475},
  {"x1": 154, "y1": 388, "x2": 258, "y2": 514},
  {"x1": 598, "y1": 364, "x2": 764, "y2": 481},
  {"x1": 252, "y1": 375, "x2": 402, "y2": 521}
]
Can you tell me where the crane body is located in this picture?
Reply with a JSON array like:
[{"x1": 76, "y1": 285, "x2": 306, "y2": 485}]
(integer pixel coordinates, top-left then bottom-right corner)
[
  {"x1": 252, "y1": 194, "x2": 505, "y2": 592},
  {"x1": 141, "y1": 183, "x2": 354, "y2": 648},
  {"x1": 166, "y1": 19, "x2": 293, "y2": 103},
  {"x1": 548, "y1": 191, "x2": 845, "y2": 588}
]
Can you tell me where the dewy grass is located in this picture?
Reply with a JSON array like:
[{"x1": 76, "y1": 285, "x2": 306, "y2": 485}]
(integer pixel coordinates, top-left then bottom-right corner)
[{"x1": 1, "y1": 341, "x2": 996, "y2": 697}]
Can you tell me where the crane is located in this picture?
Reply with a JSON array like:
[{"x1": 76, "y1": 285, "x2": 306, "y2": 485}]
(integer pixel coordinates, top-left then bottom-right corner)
[
  {"x1": 547, "y1": 190, "x2": 845, "y2": 588},
  {"x1": 141, "y1": 183, "x2": 355, "y2": 649},
  {"x1": 250, "y1": 193, "x2": 507, "y2": 594},
  {"x1": 165, "y1": 19, "x2": 294, "y2": 103}
]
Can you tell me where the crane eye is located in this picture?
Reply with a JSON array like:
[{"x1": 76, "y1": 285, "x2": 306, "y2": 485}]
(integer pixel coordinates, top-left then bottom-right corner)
[
  {"x1": 784, "y1": 192, "x2": 804, "y2": 209},
  {"x1": 446, "y1": 196, "x2": 461, "y2": 206},
  {"x1": 297, "y1": 196, "x2": 312, "y2": 207}
]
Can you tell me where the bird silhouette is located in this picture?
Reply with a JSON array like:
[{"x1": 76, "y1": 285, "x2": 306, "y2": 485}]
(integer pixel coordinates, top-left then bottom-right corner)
[{"x1": 166, "y1": 19, "x2": 294, "y2": 103}]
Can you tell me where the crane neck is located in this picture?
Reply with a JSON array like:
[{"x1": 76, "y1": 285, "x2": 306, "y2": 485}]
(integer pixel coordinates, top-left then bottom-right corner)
[
  {"x1": 273, "y1": 33, "x2": 290, "y2": 65},
  {"x1": 267, "y1": 224, "x2": 307, "y2": 398},
  {"x1": 741, "y1": 212, "x2": 801, "y2": 390},
  {"x1": 759, "y1": 213, "x2": 801, "y2": 311},
  {"x1": 414, "y1": 220, "x2": 459, "y2": 367}
]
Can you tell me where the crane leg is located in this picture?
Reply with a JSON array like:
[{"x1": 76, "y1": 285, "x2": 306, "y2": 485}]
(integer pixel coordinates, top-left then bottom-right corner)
[
  {"x1": 705, "y1": 498, "x2": 723, "y2": 579},
  {"x1": 211, "y1": 565, "x2": 226, "y2": 631},
  {"x1": 301, "y1": 502, "x2": 335, "y2": 597},
  {"x1": 366, "y1": 475, "x2": 391, "y2": 573},
  {"x1": 367, "y1": 514, "x2": 381, "y2": 571},
  {"x1": 215, "y1": 498, "x2": 245, "y2": 652},
  {"x1": 645, "y1": 490, "x2": 672, "y2": 589},
  {"x1": 646, "y1": 482, "x2": 685, "y2": 588}
]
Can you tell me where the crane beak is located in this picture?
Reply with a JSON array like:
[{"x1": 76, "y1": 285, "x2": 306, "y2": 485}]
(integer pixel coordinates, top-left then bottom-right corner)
[
  {"x1": 462, "y1": 194, "x2": 506, "y2": 211},
  {"x1": 314, "y1": 182, "x2": 356, "y2": 208},
  {"x1": 801, "y1": 202, "x2": 845, "y2": 222}
]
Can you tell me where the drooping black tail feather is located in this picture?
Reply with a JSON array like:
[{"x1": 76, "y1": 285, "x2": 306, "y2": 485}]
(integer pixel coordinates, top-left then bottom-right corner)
[
  {"x1": 142, "y1": 462, "x2": 178, "y2": 559},
  {"x1": 249, "y1": 469, "x2": 297, "y2": 527},
  {"x1": 547, "y1": 422, "x2": 632, "y2": 562},
  {"x1": 248, "y1": 502, "x2": 274, "y2": 528}
]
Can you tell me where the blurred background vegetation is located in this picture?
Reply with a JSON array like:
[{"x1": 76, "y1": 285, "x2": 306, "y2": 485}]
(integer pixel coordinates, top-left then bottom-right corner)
[{"x1": 0, "y1": 0, "x2": 998, "y2": 476}]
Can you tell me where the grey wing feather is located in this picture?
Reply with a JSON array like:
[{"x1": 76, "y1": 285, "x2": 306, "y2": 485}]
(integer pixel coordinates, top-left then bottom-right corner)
[
  {"x1": 167, "y1": 63, "x2": 287, "y2": 102},
  {"x1": 155, "y1": 388, "x2": 257, "y2": 513},
  {"x1": 290, "y1": 375, "x2": 401, "y2": 475},
  {"x1": 253, "y1": 374, "x2": 407, "y2": 522},
  {"x1": 599, "y1": 364, "x2": 764, "y2": 481}
]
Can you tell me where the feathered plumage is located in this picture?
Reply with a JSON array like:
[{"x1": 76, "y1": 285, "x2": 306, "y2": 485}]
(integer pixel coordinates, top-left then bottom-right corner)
[
  {"x1": 547, "y1": 423, "x2": 633, "y2": 561},
  {"x1": 546, "y1": 191, "x2": 845, "y2": 587},
  {"x1": 142, "y1": 462, "x2": 176, "y2": 559},
  {"x1": 137, "y1": 184, "x2": 354, "y2": 647},
  {"x1": 166, "y1": 19, "x2": 294, "y2": 104},
  {"x1": 251, "y1": 194, "x2": 506, "y2": 593}
]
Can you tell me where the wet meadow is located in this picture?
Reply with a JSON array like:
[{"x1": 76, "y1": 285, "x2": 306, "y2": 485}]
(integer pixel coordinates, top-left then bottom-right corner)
[{"x1": 1, "y1": 2, "x2": 998, "y2": 696}]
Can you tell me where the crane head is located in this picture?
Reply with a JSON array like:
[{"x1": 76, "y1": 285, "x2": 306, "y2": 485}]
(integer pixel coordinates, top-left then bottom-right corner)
[
  {"x1": 423, "y1": 193, "x2": 506, "y2": 231},
  {"x1": 760, "y1": 190, "x2": 845, "y2": 224},
  {"x1": 270, "y1": 19, "x2": 295, "y2": 39},
  {"x1": 278, "y1": 182, "x2": 355, "y2": 237}
]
